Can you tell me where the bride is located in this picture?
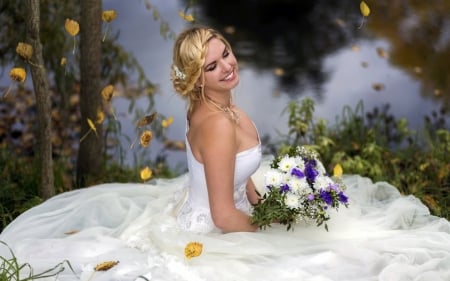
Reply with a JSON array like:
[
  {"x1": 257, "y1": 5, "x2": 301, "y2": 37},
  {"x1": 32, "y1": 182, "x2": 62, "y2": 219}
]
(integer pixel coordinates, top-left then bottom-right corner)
[{"x1": 0, "y1": 26, "x2": 449, "y2": 281}]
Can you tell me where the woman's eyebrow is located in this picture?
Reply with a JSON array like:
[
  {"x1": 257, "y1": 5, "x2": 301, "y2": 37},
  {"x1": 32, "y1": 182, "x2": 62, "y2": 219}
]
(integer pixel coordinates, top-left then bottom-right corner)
[{"x1": 204, "y1": 46, "x2": 227, "y2": 69}]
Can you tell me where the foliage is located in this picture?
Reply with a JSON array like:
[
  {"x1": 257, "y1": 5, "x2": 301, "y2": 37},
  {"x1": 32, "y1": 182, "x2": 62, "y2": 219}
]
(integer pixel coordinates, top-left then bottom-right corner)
[
  {"x1": 0, "y1": 241, "x2": 75, "y2": 280},
  {"x1": 276, "y1": 98, "x2": 450, "y2": 219}
]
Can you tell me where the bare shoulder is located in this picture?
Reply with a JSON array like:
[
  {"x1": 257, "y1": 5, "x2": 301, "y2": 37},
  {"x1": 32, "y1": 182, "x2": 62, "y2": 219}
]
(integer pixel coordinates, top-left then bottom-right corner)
[{"x1": 189, "y1": 113, "x2": 237, "y2": 162}]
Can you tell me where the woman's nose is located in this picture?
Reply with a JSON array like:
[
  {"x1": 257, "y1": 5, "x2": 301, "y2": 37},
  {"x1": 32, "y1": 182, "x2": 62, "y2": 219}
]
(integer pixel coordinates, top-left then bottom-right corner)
[{"x1": 219, "y1": 59, "x2": 232, "y2": 72}]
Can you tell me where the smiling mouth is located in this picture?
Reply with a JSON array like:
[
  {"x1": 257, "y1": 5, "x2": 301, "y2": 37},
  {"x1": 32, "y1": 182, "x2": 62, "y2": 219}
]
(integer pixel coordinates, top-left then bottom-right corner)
[{"x1": 222, "y1": 69, "x2": 235, "y2": 81}]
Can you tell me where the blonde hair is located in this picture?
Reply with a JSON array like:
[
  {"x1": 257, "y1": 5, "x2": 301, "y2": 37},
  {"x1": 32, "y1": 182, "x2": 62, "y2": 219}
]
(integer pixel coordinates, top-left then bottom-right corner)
[{"x1": 171, "y1": 26, "x2": 232, "y2": 116}]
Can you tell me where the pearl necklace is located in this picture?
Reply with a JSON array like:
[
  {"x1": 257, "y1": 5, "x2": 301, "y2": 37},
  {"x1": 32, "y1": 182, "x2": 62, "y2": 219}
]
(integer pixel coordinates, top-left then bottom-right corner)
[{"x1": 205, "y1": 95, "x2": 240, "y2": 123}]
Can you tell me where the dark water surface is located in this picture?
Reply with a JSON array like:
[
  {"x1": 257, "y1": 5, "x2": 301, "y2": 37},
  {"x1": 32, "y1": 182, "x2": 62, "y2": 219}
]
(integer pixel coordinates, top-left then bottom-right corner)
[{"x1": 100, "y1": 0, "x2": 449, "y2": 170}]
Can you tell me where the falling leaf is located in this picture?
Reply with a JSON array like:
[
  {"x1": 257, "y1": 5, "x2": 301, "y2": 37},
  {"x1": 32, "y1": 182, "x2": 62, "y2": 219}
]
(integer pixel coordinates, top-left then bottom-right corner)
[
  {"x1": 413, "y1": 66, "x2": 422, "y2": 74},
  {"x1": 87, "y1": 118, "x2": 97, "y2": 136},
  {"x1": 9, "y1": 67, "x2": 26, "y2": 83},
  {"x1": 16, "y1": 42, "x2": 33, "y2": 60},
  {"x1": 351, "y1": 45, "x2": 360, "y2": 52},
  {"x1": 94, "y1": 261, "x2": 119, "y2": 271},
  {"x1": 101, "y1": 10, "x2": 117, "y2": 22},
  {"x1": 101, "y1": 85, "x2": 114, "y2": 102},
  {"x1": 60, "y1": 57, "x2": 67, "y2": 66},
  {"x1": 65, "y1": 18, "x2": 79, "y2": 54},
  {"x1": 96, "y1": 110, "x2": 105, "y2": 124},
  {"x1": 184, "y1": 242, "x2": 203, "y2": 260},
  {"x1": 361, "y1": 61, "x2": 369, "y2": 68},
  {"x1": 223, "y1": 26, "x2": 236, "y2": 35},
  {"x1": 161, "y1": 116, "x2": 174, "y2": 128},
  {"x1": 140, "y1": 166, "x2": 152, "y2": 181},
  {"x1": 178, "y1": 11, "x2": 194, "y2": 22},
  {"x1": 64, "y1": 230, "x2": 80, "y2": 235},
  {"x1": 136, "y1": 112, "x2": 158, "y2": 127},
  {"x1": 333, "y1": 164, "x2": 343, "y2": 177},
  {"x1": 372, "y1": 83, "x2": 385, "y2": 91},
  {"x1": 376, "y1": 47, "x2": 389, "y2": 58},
  {"x1": 164, "y1": 140, "x2": 186, "y2": 151},
  {"x1": 360, "y1": 1, "x2": 370, "y2": 17},
  {"x1": 273, "y1": 67, "x2": 284, "y2": 76},
  {"x1": 140, "y1": 130, "x2": 153, "y2": 147},
  {"x1": 101, "y1": 10, "x2": 117, "y2": 41},
  {"x1": 64, "y1": 18, "x2": 79, "y2": 36},
  {"x1": 358, "y1": 1, "x2": 370, "y2": 29},
  {"x1": 434, "y1": 89, "x2": 442, "y2": 96},
  {"x1": 80, "y1": 118, "x2": 98, "y2": 142}
]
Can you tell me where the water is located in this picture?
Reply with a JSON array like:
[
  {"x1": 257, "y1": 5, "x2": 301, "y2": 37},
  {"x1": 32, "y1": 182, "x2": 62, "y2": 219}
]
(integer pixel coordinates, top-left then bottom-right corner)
[{"x1": 2, "y1": 0, "x2": 448, "y2": 171}]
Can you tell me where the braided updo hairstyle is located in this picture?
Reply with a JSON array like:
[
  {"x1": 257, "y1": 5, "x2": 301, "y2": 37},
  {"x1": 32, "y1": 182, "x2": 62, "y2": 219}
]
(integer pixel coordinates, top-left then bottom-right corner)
[{"x1": 171, "y1": 26, "x2": 232, "y2": 116}]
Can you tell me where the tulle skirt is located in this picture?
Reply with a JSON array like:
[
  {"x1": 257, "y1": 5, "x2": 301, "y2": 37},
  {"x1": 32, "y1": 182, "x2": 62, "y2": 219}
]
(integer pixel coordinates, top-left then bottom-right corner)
[{"x1": 1, "y1": 159, "x2": 449, "y2": 281}]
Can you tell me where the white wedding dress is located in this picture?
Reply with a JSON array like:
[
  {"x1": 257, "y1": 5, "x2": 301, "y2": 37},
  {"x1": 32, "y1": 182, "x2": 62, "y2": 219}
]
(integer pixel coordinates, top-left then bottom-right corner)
[{"x1": 1, "y1": 137, "x2": 450, "y2": 280}]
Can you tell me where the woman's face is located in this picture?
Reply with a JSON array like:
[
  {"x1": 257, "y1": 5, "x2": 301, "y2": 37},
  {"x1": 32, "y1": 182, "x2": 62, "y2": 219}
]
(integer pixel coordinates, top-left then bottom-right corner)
[{"x1": 202, "y1": 38, "x2": 239, "y2": 94}]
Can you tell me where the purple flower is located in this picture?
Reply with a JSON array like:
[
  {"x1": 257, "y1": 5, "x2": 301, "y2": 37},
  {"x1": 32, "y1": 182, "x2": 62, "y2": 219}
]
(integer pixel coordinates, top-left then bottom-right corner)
[
  {"x1": 307, "y1": 194, "x2": 315, "y2": 201},
  {"x1": 319, "y1": 189, "x2": 333, "y2": 205},
  {"x1": 304, "y1": 160, "x2": 319, "y2": 182},
  {"x1": 328, "y1": 183, "x2": 339, "y2": 191},
  {"x1": 280, "y1": 184, "x2": 290, "y2": 193},
  {"x1": 338, "y1": 191, "x2": 348, "y2": 204},
  {"x1": 291, "y1": 168, "x2": 305, "y2": 179}
]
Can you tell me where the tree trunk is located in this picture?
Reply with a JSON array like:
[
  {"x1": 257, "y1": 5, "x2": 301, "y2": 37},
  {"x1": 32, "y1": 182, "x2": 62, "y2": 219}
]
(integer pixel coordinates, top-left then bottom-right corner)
[
  {"x1": 77, "y1": 0, "x2": 103, "y2": 187},
  {"x1": 25, "y1": 0, "x2": 54, "y2": 199}
]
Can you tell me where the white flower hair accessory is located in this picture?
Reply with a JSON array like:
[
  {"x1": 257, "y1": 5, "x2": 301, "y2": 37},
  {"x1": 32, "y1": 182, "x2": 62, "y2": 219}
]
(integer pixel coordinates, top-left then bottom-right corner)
[{"x1": 173, "y1": 65, "x2": 186, "y2": 80}]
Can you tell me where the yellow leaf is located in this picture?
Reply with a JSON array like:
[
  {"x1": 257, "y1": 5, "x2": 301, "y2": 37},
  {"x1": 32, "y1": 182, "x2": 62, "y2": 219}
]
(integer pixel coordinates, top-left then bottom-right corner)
[
  {"x1": 360, "y1": 1, "x2": 370, "y2": 17},
  {"x1": 101, "y1": 84, "x2": 114, "y2": 102},
  {"x1": 333, "y1": 164, "x2": 343, "y2": 177},
  {"x1": 184, "y1": 242, "x2": 203, "y2": 260},
  {"x1": 64, "y1": 18, "x2": 80, "y2": 36},
  {"x1": 9, "y1": 67, "x2": 26, "y2": 83},
  {"x1": 16, "y1": 42, "x2": 33, "y2": 60},
  {"x1": 161, "y1": 116, "x2": 174, "y2": 128},
  {"x1": 136, "y1": 112, "x2": 158, "y2": 127},
  {"x1": 140, "y1": 130, "x2": 153, "y2": 147},
  {"x1": 96, "y1": 110, "x2": 105, "y2": 124},
  {"x1": 94, "y1": 261, "x2": 119, "y2": 271},
  {"x1": 87, "y1": 118, "x2": 98, "y2": 136},
  {"x1": 102, "y1": 10, "x2": 117, "y2": 22},
  {"x1": 178, "y1": 11, "x2": 194, "y2": 22},
  {"x1": 60, "y1": 57, "x2": 67, "y2": 66},
  {"x1": 140, "y1": 166, "x2": 152, "y2": 181}
]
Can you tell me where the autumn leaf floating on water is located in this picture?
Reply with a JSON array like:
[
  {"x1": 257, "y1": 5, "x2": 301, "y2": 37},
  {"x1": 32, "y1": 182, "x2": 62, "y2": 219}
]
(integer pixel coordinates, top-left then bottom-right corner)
[
  {"x1": 64, "y1": 18, "x2": 79, "y2": 54},
  {"x1": 94, "y1": 260, "x2": 119, "y2": 271},
  {"x1": 358, "y1": 1, "x2": 371, "y2": 29},
  {"x1": 184, "y1": 242, "x2": 203, "y2": 260},
  {"x1": 101, "y1": 10, "x2": 117, "y2": 42}
]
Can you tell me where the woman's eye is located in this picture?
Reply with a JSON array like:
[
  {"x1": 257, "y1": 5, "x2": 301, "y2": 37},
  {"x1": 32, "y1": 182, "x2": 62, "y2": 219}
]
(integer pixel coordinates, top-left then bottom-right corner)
[
  {"x1": 206, "y1": 64, "x2": 216, "y2": 72},
  {"x1": 223, "y1": 50, "x2": 229, "y2": 58}
]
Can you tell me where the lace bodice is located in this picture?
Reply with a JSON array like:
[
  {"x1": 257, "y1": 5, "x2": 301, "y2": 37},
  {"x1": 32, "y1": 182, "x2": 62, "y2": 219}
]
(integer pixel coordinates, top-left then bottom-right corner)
[{"x1": 176, "y1": 126, "x2": 262, "y2": 233}]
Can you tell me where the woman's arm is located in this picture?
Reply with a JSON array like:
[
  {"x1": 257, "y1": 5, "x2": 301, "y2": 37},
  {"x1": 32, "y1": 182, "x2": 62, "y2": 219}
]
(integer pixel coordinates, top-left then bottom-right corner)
[
  {"x1": 198, "y1": 116, "x2": 258, "y2": 233},
  {"x1": 246, "y1": 178, "x2": 260, "y2": 205}
]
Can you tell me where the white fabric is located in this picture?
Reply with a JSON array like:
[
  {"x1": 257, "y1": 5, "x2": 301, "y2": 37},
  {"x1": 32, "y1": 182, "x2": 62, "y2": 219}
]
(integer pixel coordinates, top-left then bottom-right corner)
[
  {"x1": 1, "y1": 157, "x2": 450, "y2": 281},
  {"x1": 177, "y1": 133, "x2": 262, "y2": 233}
]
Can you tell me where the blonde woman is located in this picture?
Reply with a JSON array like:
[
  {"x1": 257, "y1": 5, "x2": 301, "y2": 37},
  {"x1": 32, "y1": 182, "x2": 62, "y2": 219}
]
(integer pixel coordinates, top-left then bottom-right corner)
[{"x1": 170, "y1": 26, "x2": 261, "y2": 233}]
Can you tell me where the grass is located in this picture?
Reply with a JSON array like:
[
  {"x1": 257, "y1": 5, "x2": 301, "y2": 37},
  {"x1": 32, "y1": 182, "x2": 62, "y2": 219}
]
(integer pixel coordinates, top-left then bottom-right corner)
[{"x1": 0, "y1": 241, "x2": 75, "y2": 280}]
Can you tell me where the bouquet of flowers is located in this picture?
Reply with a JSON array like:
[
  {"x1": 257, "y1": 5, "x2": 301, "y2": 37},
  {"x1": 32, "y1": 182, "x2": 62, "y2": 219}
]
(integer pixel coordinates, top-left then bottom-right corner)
[{"x1": 251, "y1": 146, "x2": 349, "y2": 231}]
